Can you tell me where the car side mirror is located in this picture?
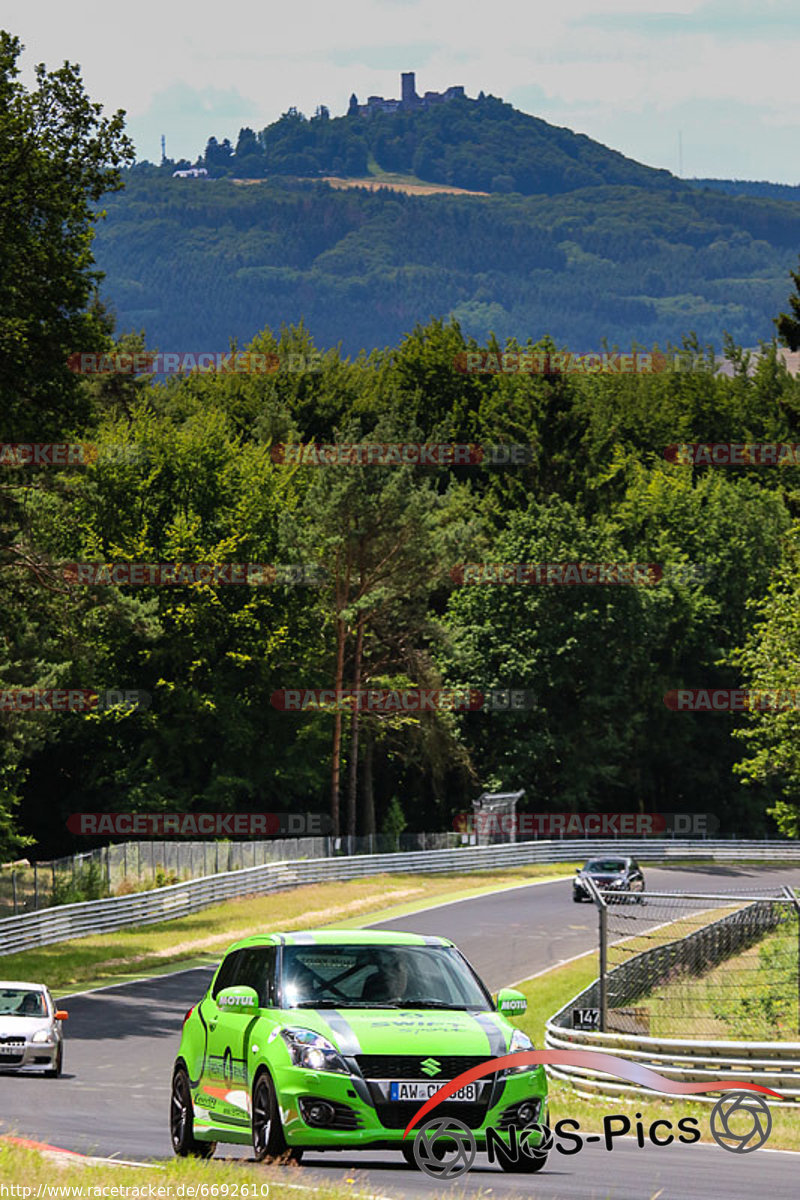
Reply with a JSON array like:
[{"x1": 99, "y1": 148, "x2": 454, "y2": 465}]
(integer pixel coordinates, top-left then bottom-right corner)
[
  {"x1": 216, "y1": 986, "x2": 259, "y2": 1014},
  {"x1": 54, "y1": 1010, "x2": 69, "y2": 1021},
  {"x1": 496, "y1": 987, "x2": 527, "y2": 1015}
]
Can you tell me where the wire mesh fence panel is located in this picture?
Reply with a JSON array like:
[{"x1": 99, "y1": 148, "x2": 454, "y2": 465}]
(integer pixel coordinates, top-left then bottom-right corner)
[{"x1": 599, "y1": 889, "x2": 799, "y2": 1040}]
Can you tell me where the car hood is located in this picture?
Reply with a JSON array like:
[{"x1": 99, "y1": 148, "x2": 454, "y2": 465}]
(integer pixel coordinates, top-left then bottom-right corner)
[
  {"x1": 0, "y1": 1016, "x2": 52, "y2": 1038},
  {"x1": 280, "y1": 1007, "x2": 510, "y2": 1057}
]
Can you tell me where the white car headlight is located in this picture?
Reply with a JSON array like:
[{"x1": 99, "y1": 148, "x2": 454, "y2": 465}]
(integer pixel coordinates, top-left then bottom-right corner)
[
  {"x1": 280, "y1": 1027, "x2": 349, "y2": 1074},
  {"x1": 31, "y1": 1030, "x2": 55, "y2": 1044},
  {"x1": 504, "y1": 1028, "x2": 534, "y2": 1074}
]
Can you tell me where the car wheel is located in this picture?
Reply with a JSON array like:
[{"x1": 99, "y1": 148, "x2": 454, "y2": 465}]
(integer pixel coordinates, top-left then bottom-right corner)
[
  {"x1": 637, "y1": 887, "x2": 645, "y2": 905},
  {"x1": 401, "y1": 1144, "x2": 418, "y2": 1168},
  {"x1": 498, "y1": 1150, "x2": 549, "y2": 1173},
  {"x1": 171, "y1": 1065, "x2": 216, "y2": 1158},
  {"x1": 45, "y1": 1045, "x2": 63, "y2": 1078},
  {"x1": 252, "y1": 1071, "x2": 302, "y2": 1164}
]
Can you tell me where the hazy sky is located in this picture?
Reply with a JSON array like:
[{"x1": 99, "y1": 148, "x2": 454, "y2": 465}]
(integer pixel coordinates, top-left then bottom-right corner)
[{"x1": 5, "y1": 0, "x2": 799, "y2": 181}]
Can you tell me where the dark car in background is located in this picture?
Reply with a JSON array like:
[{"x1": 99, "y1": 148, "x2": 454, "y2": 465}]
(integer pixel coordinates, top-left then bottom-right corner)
[{"x1": 573, "y1": 857, "x2": 645, "y2": 903}]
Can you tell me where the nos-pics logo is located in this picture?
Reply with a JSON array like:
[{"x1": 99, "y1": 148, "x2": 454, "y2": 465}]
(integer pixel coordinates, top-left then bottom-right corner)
[{"x1": 404, "y1": 1050, "x2": 779, "y2": 1181}]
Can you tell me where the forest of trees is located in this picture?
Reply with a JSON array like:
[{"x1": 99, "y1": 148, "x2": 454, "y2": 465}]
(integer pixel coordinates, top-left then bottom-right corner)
[
  {"x1": 92, "y1": 174, "x2": 800, "y2": 357},
  {"x1": 5, "y1": 30, "x2": 800, "y2": 863}
]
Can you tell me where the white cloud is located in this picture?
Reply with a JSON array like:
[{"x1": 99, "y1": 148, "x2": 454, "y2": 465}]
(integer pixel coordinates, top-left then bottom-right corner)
[{"x1": 3, "y1": 0, "x2": 797, "y2": 179}]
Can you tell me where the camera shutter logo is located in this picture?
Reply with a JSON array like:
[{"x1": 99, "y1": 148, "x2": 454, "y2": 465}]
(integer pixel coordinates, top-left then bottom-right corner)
[
  {"x1": 518, "y1": 1122, "x2": 553, "y2": 1161},
  {"x1": 413, "y1": 1117, "x2": 476, "y2": 1179},
  {"x1": 710, "y1": 1092, "x2": 772, "y2": 1153}
]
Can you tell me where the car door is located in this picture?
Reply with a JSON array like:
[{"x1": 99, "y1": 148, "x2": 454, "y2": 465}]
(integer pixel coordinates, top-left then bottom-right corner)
[
  {"x1": 629, "y1": 859, "x2": 644, "y2": 891},
  {"x1": 205, "y1": 948, "x2": 276, "y2": 1126}
]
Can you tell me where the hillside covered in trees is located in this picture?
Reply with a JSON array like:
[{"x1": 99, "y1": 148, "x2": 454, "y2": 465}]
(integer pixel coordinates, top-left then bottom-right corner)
[{"x1": 93, "y1": 173, "x2": 800, "y2": 355}]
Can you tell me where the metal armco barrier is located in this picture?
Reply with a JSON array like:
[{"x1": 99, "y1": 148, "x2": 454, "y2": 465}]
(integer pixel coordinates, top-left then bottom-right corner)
[
  {"x1": 545, "y1": 1014, "x2": 800, "y2": 1106},
  {"x1": 546, "y1": 889, "x2": 800, "y2": 1105},
  {"x1": 0, "y1": 838, "x2": 799, "y2": 957}
]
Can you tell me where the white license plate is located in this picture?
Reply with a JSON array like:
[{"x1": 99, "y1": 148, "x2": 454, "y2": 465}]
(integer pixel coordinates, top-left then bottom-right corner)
[
  {"x1": 389, "y1": 1081, "x2": 477, "y2": 1102},
  {"x1": 0, "y1": 1046, "x2": 22, "y2": 1055}
]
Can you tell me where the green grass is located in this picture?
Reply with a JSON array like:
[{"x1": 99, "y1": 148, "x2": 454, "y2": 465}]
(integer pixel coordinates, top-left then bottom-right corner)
[
  {"x1": 638, "y1": 919, "x2": 800, "y2": 1041},
  {"x1": 0, "y1": 1142, "x2": 393, "y2": 1199}
]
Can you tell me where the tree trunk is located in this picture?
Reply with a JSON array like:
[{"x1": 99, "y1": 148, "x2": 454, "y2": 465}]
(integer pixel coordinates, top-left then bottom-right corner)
[
  {"x1": 346, "y1": 614, "x2": 365, "y2": 838},
  {"x1": 329, "y1": 541, "x2": 352, "y2": 838},
  {"x1": 330, "y1": 614, "x2": 346, "y2": 838},
  {"x1": 361, "y1": 725, "x2": 376, "y2": 837}
]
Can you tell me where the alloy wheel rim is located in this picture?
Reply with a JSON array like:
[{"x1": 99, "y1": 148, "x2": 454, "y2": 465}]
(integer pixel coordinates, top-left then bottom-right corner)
[
  {"x1": 253, "y1": 1081, "x2": 271, "y2": 1153},
  {"x1": 171, "y1": 1076, "x2": 188, "y2": 1146}
]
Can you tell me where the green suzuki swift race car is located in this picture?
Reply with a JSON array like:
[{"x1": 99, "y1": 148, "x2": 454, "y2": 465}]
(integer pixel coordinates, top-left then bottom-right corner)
[{"x1": 171, "y1": 929, "x2": 548, "y2": 1171}]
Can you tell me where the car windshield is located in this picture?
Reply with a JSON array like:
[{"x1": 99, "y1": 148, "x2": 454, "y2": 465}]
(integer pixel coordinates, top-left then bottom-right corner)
[
  {"x1": 281, "y1": 944, "x2": 491, "y2": 1010},
  {"x1": 585, "y1": 860, "x2": 626, "y2": 873},
  {"x1": 0, "y1": 988, "x2": 47, "y2": 1017}
]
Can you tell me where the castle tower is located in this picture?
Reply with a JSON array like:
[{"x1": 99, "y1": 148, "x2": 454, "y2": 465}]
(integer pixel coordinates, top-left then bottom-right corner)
[{"x1": 401, "y1": 72, "x2": 417, "y2": 106}]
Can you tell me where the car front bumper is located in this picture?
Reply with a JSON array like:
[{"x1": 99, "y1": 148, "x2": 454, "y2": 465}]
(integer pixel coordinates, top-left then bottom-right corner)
[
  {"x1": 0, "y1": 1041, "x2": 59, "y2": 1070},
  {"x1": 274, "y1": 1064, "x2": 549, "y2": 1149}
]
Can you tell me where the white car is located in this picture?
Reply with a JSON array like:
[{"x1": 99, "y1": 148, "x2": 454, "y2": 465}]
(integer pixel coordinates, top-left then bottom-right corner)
[{"x1": 0, "y1": 982, "x2": 68, "y2": 1077}]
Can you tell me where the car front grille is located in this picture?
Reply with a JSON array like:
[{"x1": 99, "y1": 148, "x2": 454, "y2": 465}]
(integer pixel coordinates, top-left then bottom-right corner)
[
  {"x1": 374, "y1": 1100, "x2": 489, "y2": 1130},
  {"x1": 356, "y1": 1054, "x2": 492, "y2": 1080}
]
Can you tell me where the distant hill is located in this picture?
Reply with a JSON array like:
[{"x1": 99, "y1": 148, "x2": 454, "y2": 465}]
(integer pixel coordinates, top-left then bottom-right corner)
[
  {"x1": 154, "y1": 93, "x2": 679, "y2": 198},
  {"x1": 92, "y1": 174, "x2": 800, "y2": 356},
  {"x1": 688, "y1": 178, "x2": 800, "y2": 202}
]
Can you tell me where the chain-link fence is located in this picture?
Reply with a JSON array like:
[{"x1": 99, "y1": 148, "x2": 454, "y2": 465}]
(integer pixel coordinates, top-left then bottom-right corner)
[
  {"x1": 597, "y1": 887, "x2": 800, "y2": 1040},
  {"x1": 0, "y1": 830, "x2": 463, "y2": 915}
]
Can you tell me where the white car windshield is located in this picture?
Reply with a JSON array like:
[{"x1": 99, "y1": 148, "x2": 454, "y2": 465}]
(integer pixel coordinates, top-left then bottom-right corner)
[
  {"x1": 281, "y1": 945, "x2": 491, "y2": 1010},
  {"x1": 0, "y1": 988, "x2": 47, "y2": 1017},
  {"x1": 585, "y1": 860, "x2": 626, "y2": 873}
]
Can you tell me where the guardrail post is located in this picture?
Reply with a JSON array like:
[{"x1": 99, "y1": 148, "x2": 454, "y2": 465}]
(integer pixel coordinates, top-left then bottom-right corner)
[
  {"x1": 585, "y1": 875, "x2": 608, "y2": 1031},
  {"x1": 782, "y1": 886, "x2": 800, "y2": 1035},
  {"x1": 11, "y1": 871, "x2": 17, "y2": 916}
]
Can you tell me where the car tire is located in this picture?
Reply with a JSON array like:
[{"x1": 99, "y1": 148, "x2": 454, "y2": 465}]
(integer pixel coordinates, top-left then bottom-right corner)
[
  {"x1": 171, "y1": 1064, "x2": 216, "y2": 1158},
  {"x1": 401, "y1": 1144, "x2": 418, "y2": 1168},
  {"x1": 572, "y1": 893, "x2": 583, "y2": 903},
  {"x1": 45, "y1": 1045, "x2": 63, "y2": 1078},
  {"x1": 252, "y1": 1071, "x2": 303, "y2": 1164},
  {"x1": 498, "y1": 1150, "x2": 549, "y2": 1173}
]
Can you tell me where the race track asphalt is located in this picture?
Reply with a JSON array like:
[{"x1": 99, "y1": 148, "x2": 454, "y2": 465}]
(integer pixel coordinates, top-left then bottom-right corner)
[{"x1": 1, "y1": 863, "x2": 798, "y2": 1198}]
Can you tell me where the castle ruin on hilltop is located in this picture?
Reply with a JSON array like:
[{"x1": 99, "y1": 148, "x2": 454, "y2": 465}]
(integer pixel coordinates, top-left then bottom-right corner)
[{"x1": 348, "y1": 72, "x2": 465, "y2": 117}]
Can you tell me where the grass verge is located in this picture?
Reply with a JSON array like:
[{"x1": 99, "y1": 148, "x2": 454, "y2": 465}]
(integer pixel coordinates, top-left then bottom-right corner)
[
  {"x1": 0, "y1": 1141, "x2": 394, "y2": 1200},
  {"x1": 512, "y1": 953, "x2": 800, "y2": 1152},
  {"x1": 637, "y1": 918, "x2": 800, "y2": 1041},
  {"x1": 1, "y1": 864, "x2": 578, "y2": 995}
]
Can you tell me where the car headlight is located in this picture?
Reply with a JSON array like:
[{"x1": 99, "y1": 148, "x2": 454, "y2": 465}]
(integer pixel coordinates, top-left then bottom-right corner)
[
  {"x1": 280, "y1": 1027, "x2": 349, "y2": 1074},
  {"x1": 504, "y1": 1028, "x2": 534, "y2": 1074},
  {"x1": 31, "y1": 1030, "x2": 55, "y2": 1044},
  {"x1": 609, "y1": 878, "x2": 625, "y2": 888}
]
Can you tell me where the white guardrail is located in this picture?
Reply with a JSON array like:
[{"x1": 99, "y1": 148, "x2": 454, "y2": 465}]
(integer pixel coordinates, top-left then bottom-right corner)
[
  {"x1": 0, "y1": 837, "x2": 798, "y2": 957},
  {"x1": 545, "y1": 1011, "x2": 800, "y2": 1106}
]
